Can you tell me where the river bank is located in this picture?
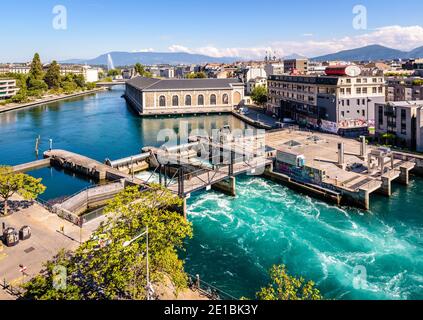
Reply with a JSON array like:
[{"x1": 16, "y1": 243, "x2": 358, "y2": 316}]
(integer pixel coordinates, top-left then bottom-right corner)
[{"x1": 0, "y1": 87, "x2": 107, "y2": 113}]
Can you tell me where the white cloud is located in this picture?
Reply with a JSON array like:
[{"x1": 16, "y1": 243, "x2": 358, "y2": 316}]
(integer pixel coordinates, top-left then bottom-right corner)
[{"x1": 167, "y1": 25, "x2": 423, "y2": 59}]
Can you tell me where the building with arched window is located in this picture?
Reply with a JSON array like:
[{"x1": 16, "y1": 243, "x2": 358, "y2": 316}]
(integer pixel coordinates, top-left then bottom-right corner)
[
  {"x1": 172, "y1": 95, "x2": 179, "y2": 107},
  {"x1": 125, "y1": 77, "x2": 244, "y2": 116},
  {"x1": 210, "y1": 94, "x2": 217, "y2": 105},
  {"x1": 222, "y1": 94, "x2": 229, "y2": 104}
]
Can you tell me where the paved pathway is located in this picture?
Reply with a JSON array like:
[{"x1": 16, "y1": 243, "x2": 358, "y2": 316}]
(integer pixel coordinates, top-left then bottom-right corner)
[{"x1": 0, "y1": 195, "x2": 104, "y2": 299}]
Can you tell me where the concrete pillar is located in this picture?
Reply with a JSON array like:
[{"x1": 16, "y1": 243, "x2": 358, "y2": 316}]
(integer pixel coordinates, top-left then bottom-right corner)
[
  {"x1": 212, "y1": 176, "x2": 236, "y2": 196},
  {"x1": 380, "y1": 176, "x2": 391, "y2": 196},
  {"x1": 360, "y1": 136, "x2": 367, "y2": 159},
  {"x1": 358, "y1": 189, "x2": 370, "y2": 210},
  {"x1": 229, "y1": 176, "x2": 236, "y2": 197},
  {"x1": 399, "y1": 167, "x2": 409, "y2": 185},
  {"x1": 338, "y1": 143, "x2": 345, "y2": 169},
  {"x1": 379, "y1": 155, "x2": 385, "y2": 174}
]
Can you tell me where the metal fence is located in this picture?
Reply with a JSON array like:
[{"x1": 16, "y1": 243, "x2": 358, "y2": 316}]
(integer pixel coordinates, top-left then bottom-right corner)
[{"x1": 187, "y1": 273, "x2": 238, "y2": 300}]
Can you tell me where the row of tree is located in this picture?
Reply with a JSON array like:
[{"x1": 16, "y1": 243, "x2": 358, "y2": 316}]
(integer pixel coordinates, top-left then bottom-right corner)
[{"x1": 1, "y1": 53, "x2": 96, "y2": 104}]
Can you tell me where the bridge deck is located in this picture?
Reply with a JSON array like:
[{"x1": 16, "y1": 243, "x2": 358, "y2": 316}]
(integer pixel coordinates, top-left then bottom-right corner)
[{"x1": 166, "y1": 158, "x2": 272, "y2": 195}]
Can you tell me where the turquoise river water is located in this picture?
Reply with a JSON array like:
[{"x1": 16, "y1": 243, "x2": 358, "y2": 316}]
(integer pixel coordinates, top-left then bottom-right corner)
[{"x1": 0, "y1": 87, "x2": 422, "y2": 299}]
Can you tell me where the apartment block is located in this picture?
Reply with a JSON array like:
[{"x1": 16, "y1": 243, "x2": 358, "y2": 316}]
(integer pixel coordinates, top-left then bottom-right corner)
[
  {"x1": 283, "y1": 58, "x2": 308, "y2": 74},
  {"x1": 375, "y1": 100, "x2": 423, "y2": 151},
  {"x1": 0, "y1": 79, "x2": 19, "y2": 99},
  {"x1": 267, "y1": 66, "x2": 385, "y2": 136},
  {"x1": 386, "y1": 78, "x2": 423, "y2": 101}
]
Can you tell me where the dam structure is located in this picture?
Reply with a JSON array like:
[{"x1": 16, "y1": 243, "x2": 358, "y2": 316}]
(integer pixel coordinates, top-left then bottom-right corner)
[{"x1": 12, "y1": 127, "x2": 422, "y2": 224}]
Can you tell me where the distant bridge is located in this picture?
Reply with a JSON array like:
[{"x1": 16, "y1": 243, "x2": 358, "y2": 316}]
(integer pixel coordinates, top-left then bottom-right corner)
[{"x1": 96, "y1": 80, "x2": 127, "y2": 87}]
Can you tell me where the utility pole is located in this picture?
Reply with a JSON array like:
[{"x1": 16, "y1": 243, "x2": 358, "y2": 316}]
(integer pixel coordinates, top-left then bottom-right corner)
[{"x1": 146, "y1": 225, "x2": 150, "y2": 300}]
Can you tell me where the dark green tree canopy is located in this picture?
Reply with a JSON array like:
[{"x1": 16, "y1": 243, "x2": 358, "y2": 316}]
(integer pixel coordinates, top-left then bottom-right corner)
[
  {"x1": 28, "y1": 53, "x2": 44, "y2": 81},
  {"x1": 44, "y1": 61, "x2": 61, "y2": 89},
  {"x1": 256, "y1": 265, "x2": 323, "y2": 300},
  {"x1": 23, "y1": 185, "x2": 193, "y2": 300},
  {"x1": 251, "y1": 85, "x2": 268, "y2": 106},
  {"x1": 0, "y1": 166, "x2": 46, "y2": 216}
]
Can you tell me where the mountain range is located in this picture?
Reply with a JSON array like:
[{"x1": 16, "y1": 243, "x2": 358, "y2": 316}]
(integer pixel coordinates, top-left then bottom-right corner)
[
  {"x1": 312, "y1": 45, "x2": 423, "y2": 61},
  {"x1": 61, "y1": 44, "x2": 423, "y2": 67},
  {"x1": 61, "y1": 51, "x2": 239, "y2": 66}
]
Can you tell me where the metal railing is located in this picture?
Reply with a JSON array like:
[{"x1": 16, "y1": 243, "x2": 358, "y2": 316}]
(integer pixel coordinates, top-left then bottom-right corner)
[{"x1": 187, "y1": 273, "x2": 238, "y2": 300}]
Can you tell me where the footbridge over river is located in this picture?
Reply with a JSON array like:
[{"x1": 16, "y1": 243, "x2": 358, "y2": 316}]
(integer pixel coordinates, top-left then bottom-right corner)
[{"x1": 37, "y1": 133, "x2": 273, "y2": 218}]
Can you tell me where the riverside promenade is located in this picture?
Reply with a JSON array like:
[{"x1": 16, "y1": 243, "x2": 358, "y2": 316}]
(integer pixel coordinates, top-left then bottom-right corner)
[{"x1": 0, "y1": 88, "x2": 106, "y2": 113}]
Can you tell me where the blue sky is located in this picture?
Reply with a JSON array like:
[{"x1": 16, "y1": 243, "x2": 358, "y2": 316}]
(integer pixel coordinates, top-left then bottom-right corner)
[{"x1": 1, "y1": 0, "x2": 423, "y2": 62}]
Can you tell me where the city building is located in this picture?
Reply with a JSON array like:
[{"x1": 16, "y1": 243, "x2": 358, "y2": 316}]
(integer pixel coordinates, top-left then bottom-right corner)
[
  {"x1": 175, "y1": 65, "x2": 196, "y2": 78},
  {"x1": 267, "y1": 65, "x2": 385, "y2": 136},
  {"x1": 124, "y1": 77, "x2": 244, "y2": 116},
  {"x1": 122, "y1": 67, "x2": 136, "y2": 80},
  {"x1": 375, "y1": 100, "x2": 423, "y2": 151},
  {"x1": 246, "y1": 77, "x2": 267, "y2": 95},
  {"x1": 58, "y1": 65, "x2": 101, "y2": 82},
  {"x1": 264, "y1": 62, "x2": 284, "y2": 76},
  {"x1": 386, "y1": 77, "x2": 423, "y2": 101},
  {"x1": 241, "y1": 67, "x2": 267, "y2": 94},
  {"x1": 159, "y1": 67, "x2": 175, "y2": 78},
  {"x1": 283, "y1": 58, "x2": 308, "y2": 74},
  {"x1": 307, "y1": 61, "x2": 327, "y2": 75},
  {"x1": 0, "y1": 79, "x2": 19, "y2": 99},
  {"x1": 0, "y1": 63, "x2": 31, "y2": 74}
]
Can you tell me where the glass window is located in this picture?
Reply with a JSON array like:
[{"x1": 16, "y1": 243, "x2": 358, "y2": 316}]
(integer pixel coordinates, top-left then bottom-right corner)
[
  {"x1": 210, "y1": 94, "x2": 217, "y2": 105},
  {"x1": 198, "y1": 94, "x2": 204, "y2": 105},
  {"x1": 159, "y1": 95, "x2": 166, "y2": 107},
  {"x1": 222, "y1": 94, "x2": 229, "y2": 104},
  {"x1": 185, "y1": 95, "x2": 191, "y2": 106},
  {"x1": 172, "y1": 95, "x2": 179, "y2": 107}
]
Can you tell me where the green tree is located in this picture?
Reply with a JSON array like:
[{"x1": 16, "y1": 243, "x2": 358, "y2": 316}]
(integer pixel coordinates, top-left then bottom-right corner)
[
  {"x1": 0, "y1": 166, "x2": 46, "y2": 216},
  {"x1": 107, "y1": 69, "x2": 121, "y2": 77},
  {"x1": 28, "y1": 53, "x2": 44, "y2": 81},
  {"x1": 73, "y1": 74, "x2": 86, "y2": 88},
  {"x1": 60, "y1": 75, "x2": 78, "y2": 93},
  {"x1": 44, "y1": 61, "x2": 61, "y2": 89},
  {"x1": 23, "y1": 185, "x2": 193, "y2": 300},
  {"x1": 27, "y1": 78, "x2": 48, "y2": 92},
  {"x1": 251, "y1": 85, "x2": 268, "y2": 107},
  {"x1": 134, "y1": 63, "x2": 153, "y2": 78},
  {"x1": 186, "y1": 72, "x2": 206, "y2": 79},
  {"x1": 256, "y1": 265, "x2": 323, "y2": 300}
]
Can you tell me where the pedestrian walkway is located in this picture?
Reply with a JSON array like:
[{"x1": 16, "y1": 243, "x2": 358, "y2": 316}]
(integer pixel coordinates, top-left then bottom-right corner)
[{"x1": 0, "y1": 195, "x2": 104, "y2": 299}]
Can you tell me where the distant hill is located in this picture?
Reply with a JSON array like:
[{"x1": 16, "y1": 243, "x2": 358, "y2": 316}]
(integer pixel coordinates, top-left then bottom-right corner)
[
  {"x1": 407, "y1": 46, "x2": 423, "y2": 59},
  {"x1": 312, "y1": 45, "x2": 411, "y2": 61},
  {"x1": 61, "y1": 51, "x2": 239, "y2": 66},
  {"x1": 283, "y1": 53, "x2": 308, "y2": 60}
]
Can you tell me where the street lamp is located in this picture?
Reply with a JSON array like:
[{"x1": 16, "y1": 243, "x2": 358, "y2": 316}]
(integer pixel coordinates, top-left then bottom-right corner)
[{"x1": 123, "y1": 226, "x2": 153, "y2": 300}]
